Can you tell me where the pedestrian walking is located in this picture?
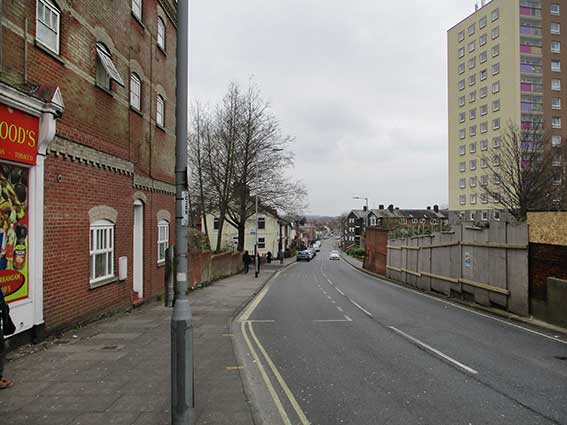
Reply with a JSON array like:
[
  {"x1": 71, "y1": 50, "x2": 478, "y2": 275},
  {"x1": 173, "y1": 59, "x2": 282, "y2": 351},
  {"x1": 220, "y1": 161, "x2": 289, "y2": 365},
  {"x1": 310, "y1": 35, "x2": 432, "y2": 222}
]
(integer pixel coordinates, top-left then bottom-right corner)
[
  {"x1": 0, "y1": 287, "x2": 15, "y2": 389},
  {"x1": 242, "y1": 250, "x2": 251, "y2": 274},
  {"x1": 266, "y1": 251, "x2": 273, "y2": 264},
  {"x1": 278, "y1": 249, "x2": 284, "y2": 264}
]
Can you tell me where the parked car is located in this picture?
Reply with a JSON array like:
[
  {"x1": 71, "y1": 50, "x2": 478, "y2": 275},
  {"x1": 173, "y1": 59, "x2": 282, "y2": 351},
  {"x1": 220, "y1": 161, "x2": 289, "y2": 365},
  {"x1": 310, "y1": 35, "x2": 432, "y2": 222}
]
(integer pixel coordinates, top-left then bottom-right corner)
[
  {"x1": 329, "y1": 250, "x2": 340, "y2": 260},
  {"x1": 297, "y1": 250, "x2": 311, "y2": 262},
  {"x1": 307, "y1": 248, "x2": 316, "y2": 259}
]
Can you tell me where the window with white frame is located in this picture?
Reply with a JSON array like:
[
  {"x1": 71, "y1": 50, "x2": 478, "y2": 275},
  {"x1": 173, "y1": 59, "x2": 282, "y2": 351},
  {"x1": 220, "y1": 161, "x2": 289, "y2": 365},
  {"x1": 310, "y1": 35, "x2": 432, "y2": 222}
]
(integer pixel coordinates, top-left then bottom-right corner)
[
  {"x1": 553, "y1": 116, "x2": 562, "y2": 128},
  {"x1": 481, "y1": 211, "x2": 488, "y2": 221},
  {"x1": 492, "y1": 80, "x2": 500, "y2": 93},
  {"x1": 481, "y1": 192, "x2": 489, "y2": 204},
  {"x1": 157, "y1": 220, "x2": 169, "y2": 263},
  {"x1": 258, "y1": 237, "x2": 266, "y2": 249},
  {"x1": 89, "y1": 220, "x2": 115, "y2": 284},
  {"x1": 156, "y1": 95, "x2": 165, "y2": 127},
  {"x1": 469, "y1": 57, "x2": 476, "y2": 70},
  {"x1": 480, "y1": 139, "x2": 488, "y2": 150},
  {"x1": 470, "y1": 159, "x2": 477, "y2": 170},
  {"x1": 96, "y1": 42, "x2": 125, "y2": 91},
  {"x1": 469, "y1": 74, "x2": 476, "y2": 86},
  {"x1": 458, "y1": 30, "x2": 465, "y2": 42},
  {"x1": 36, "y1": 0, "x2": 61, "y2": 54},
  {"x1": 493, "y1": 136, "x2": 501, "y2": 148},
  {"x1": 480, "y1": 51, "x2": 487, "y2": 63},
  {"x1": 470, "y1": 142, "x2": 477, "y2": 153},
  {"x1": 459, "y1": 161, "x2": 466, "y2": 172},
  {"x1": 157, "y1": 17, "x2": 166, "y2": 50},
  {"x1": 481, "y1": 158, "x2": 488, "y2": 168},
  {"x1": 132, "y1": 0, "x2": 142, "y2": 20},
  {"x1": 552, "y1": 135, "x2": 561, "y2": 146},
  {"x1": 459, "y1": 178, "x2": 466, "y2": 189},
  {"x1": 493, "y1": 210, "x2": 501, "y2": 221},
  {"x1": 459, "y1": 145, "x2": 466, "y2": 155},
  {"x1": 551, "y1": 3, "x2": 560, "y2": 15},
  {"x1": 480, "y1": 86, "x2": 488, "y2": 98},
  {"x1": 492, "y1": 99, "x2": 500, "y2": 112},
  {"x1": 470, "y1": 125, "x2": 477, "y2": 136},
  {"x1": 552, "y1": 60, "x2": 561, "y2": 72},
  {"x1": 480, "y1": 104, "x2": 487, "y2": 116},
  {"x1": 459, "y1": 79, "x2": 465, "y2": 90},
  {"x1": 491, "y1": 26, "x2": 500, "y2": 39},
  {"x1": 469, "y1": 108, "x2": 476, "y2": 120},
  {"x1": 479, "y1": 34, "x2": 487, "y2": 46},
  {"x1": 468, "y1": 41, "x2": 476, "y2": 53},
  {"x1": 459, "y1": 195, "x2": 466, "y2": 205},
  {"x1": 258, "y1": 216, "x2": 266, "y2": 230},
  {"x1": 552, "y1": 41, "x2": 561, "y2": 53},
  {"x1": 470, "y1": 193, "x2": 477, "y2": 205},
  {"x1": 492, "y1": 44, "x2": 500, "y2": 57},
  {"x1": 492, "y1": 118, "x2": 501, "y2": 130},
  {"x1": 551, "y1": 22, "x2": 560, "y2": 35},
  {"x1": 459, "y1": 96, "x2": 466, "y2": 107},
  {"x1": 493, "y1": 155, "x2": 501, "y2": 166},
  {"x1": 468, "y1": 23, "x2": 475, "y2": 36},
  {"x1": 470, "y1": 176, "x2": 477, "y2": 187},
  {"x1": 469, "y1": 91, "x2": 476, "y2": 102},
  {"x1": 458, "y1": 47, "x2": 465, "y2": 58},
  {"x1": 480, "y1": 122, "x2": 488, "y2": 133},
  {"x1": 491, "y1": 8, "x2": 499, "y2": 21},
  {"x1": 130, "y1": 73, "x2": 142, "y2": 110},
  {"x1": 459, "y1": 63, "x2": 465, "y2": 74},
  {"x1": 480, "y1": 69, "x2": 487, "y2": 81},
  {"x1": 552, "y1": 97, "x2": 561, "y2": 110},
  {"x1": 369, "y1": 216, "x2": 377, "y2": 226},
  {"x1": 459, "y1": 129, "x2": 466, "y2": 139},
  {"x1": 479, "y1": 16, "x2": 487, "y2": 29},
  {"x1": 552, "y1": 78, "x2": 561, "y2": 91},
  {"x1": 492, "y1": 62, "x2": 500, "y2": 75},
  {"x1": 481, "y1": 175, "x2": 488, "y2": 186},
  {"x1": 459, "y1": 112, "x2": 466, "y2": 123}
]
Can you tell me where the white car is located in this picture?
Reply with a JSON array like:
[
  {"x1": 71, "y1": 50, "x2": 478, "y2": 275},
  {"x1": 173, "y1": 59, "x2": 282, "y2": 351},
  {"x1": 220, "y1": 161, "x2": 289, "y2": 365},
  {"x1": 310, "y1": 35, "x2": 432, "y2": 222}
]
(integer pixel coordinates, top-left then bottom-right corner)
[{"x1": 329, "y1": 251, "x2": 340, "y2": 260}]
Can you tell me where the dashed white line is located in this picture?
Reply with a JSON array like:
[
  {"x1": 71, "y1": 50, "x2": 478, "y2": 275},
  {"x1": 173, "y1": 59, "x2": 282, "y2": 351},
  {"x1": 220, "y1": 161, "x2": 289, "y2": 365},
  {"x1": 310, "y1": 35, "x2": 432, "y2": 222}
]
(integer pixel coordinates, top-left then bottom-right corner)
[
  {"x1": 337, "y1": 306, "x2": 344, "y2": 312},
  {"x1": 335, "y1": 287, "x2": 345, "y2": 296},
  {"x1": 327, "y1": 295, "x2": 332, "y2": 300},
  {"x1": 344, "y1": 315, "x2": 352, "y2": 322},
  {"x1": 350, "y1": 299, "x2": 373, "y2": 317},
  {"x1": 389, "y1": 326, "x2": 478, "y2": 375}
]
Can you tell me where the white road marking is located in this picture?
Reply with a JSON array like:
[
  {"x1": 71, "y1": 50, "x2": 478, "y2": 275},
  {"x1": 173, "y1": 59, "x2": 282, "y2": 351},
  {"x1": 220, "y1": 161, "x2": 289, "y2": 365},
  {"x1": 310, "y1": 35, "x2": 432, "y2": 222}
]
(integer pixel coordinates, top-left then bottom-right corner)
[
  {"x1": 344, "y1": 315, "x2": 352, "y2": 322},
  {"x1": 331, "y1": 300, "x2": 336, "y2": 304},
  {"x1": 389, "y1": 326, "x2": 478, "y2": 375},
  {"x1": 350, "y1": 299, "x2": 373, "y2": 317},
  {"x1": 347, "y1": 263, "x2": 567, "y2": 345},
  {"x1": 335, "y1": 287, "x2": 345, "y2": 296},
  {"x1": 327, "y1": 295, "x2": 332, "y2": 300},
  {"x1": 337, "y1": 306, "x2": 344, "y2": 312},
  {"x1": 322, "y1": 291, "x2": 327, "y2": 295},
  {"x1": 246, "y1": 320, "x2": 275, "y2": 323},
  {"x1": 313, "y1": 319, "x2": 351, "y2": 323}
]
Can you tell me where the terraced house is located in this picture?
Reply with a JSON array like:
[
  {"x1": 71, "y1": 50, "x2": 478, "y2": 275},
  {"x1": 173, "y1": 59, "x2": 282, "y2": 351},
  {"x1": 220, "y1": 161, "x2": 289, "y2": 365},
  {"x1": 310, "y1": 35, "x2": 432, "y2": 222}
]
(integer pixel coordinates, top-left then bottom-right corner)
[
  {"x1": 0, "y1": 0, "x2": 177, "y2": 342},
  {"x1": 448, "y1": 0, "x2": 565, "y2": 222}
]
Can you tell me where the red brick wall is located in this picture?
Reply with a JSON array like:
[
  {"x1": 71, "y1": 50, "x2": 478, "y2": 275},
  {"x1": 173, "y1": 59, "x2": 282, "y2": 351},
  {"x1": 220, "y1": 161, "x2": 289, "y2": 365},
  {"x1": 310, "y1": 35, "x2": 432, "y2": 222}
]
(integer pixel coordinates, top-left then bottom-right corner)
[
  {"x1": 43, "y1": 155, "x2": 174, "y2": 331},
  {"x1": 364, "y1": 228, "x2": 388, "y2": 275}
]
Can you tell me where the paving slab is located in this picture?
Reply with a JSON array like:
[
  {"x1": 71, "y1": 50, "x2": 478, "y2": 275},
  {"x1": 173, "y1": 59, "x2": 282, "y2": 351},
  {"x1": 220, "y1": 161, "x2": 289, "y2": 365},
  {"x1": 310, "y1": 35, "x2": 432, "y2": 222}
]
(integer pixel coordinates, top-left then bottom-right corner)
[{"x1": 0, "y1": 259, "x2": 294, "y2": 424}]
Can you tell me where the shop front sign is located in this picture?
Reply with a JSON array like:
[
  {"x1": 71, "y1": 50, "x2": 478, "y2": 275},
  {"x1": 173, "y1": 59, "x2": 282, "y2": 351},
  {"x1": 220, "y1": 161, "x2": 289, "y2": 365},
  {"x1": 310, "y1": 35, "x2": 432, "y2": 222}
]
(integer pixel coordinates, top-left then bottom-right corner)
[{"x1": 0, "y1": 104, "x2": 39, "y2": 165}]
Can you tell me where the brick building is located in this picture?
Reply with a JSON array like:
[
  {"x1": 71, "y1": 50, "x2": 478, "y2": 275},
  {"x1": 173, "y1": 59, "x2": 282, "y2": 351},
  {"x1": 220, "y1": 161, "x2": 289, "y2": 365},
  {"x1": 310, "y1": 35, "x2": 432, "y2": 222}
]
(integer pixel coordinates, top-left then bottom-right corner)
[{"x1": 0, "y1": 0, "x2": 177, "y2": 340}]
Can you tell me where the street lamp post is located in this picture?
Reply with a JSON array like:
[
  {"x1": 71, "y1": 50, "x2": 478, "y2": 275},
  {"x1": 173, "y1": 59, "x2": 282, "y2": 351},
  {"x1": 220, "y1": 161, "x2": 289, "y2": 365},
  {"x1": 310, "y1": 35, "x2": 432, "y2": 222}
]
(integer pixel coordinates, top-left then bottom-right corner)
[
  {"x1": 254, "y1": 147, "x2": 284, "y2": 278},
  {"x1": 353, "y1": 196, "x2": 369, "y2": 210}
]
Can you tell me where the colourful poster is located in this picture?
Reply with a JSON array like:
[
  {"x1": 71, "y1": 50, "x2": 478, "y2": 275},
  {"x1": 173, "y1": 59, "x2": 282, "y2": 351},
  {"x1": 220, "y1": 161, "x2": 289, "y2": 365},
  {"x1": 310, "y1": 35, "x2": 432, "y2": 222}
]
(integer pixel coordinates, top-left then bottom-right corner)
[
  {"x1": 0, "y1": 104, "x2": 39, "y2": 165},
  {"x1": 0, "y1": 164, "x2": 29, "y2": 303}
]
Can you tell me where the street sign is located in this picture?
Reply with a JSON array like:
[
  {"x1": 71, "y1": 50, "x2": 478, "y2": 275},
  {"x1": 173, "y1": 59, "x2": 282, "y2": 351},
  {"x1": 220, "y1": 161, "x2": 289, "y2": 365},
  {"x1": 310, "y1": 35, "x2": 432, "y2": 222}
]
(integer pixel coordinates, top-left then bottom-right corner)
[{"x1": 181, "y1": 191, "x2": 190, "y2": 226}]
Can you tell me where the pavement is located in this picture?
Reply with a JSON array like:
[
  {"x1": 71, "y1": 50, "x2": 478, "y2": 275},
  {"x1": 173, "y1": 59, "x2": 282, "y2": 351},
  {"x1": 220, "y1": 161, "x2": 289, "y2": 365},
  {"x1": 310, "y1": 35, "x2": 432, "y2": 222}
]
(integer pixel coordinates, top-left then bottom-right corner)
[
  {"x1": 235, "y1": 242, "x2": 567, "y2": 425},
  {"x1": 0, "y1": 259, "x2": 293, "y2": 425}
]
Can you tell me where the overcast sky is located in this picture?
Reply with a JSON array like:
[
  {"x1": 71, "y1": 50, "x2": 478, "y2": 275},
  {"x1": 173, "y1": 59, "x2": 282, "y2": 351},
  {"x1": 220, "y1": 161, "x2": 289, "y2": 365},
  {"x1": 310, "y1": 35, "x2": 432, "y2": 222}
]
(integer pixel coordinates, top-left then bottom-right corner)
[{"x1": 189, "y1": 0, "x2": 478, "y2": 216}]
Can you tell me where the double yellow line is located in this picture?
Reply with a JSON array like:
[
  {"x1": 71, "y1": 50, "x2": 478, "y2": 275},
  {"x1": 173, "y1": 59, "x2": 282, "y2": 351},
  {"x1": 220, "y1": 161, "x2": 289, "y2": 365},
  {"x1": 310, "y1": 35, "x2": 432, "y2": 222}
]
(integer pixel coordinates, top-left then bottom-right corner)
[{"x1": 239, "y1": 266, "x2": 310, "y2": 425}]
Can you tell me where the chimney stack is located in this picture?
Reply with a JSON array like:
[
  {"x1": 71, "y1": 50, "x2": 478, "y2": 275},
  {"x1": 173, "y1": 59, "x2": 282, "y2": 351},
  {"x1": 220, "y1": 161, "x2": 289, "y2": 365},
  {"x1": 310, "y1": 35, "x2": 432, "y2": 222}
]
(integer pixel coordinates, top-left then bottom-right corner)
[
  {"x1": 363, "y1": 205, "x2": 368, "y2": 211},
  {"x1": 379, "y1": 204, "x2": 384, "y2": 210},
  {"x1": 434, "y1": 205, "x2": 439, "y2": 213},
  {"x1": 427, "y1": 206, "x2": 431, "y2": 210},
  {"x1": 388, "y1": 204, "x2": 394, "y2": 211}
]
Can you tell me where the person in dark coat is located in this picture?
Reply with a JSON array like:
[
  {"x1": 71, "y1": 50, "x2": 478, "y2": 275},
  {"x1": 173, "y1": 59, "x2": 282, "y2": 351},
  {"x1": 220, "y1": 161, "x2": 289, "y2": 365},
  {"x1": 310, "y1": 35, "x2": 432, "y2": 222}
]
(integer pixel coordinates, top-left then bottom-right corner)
[
  {"x1": 242, "y1": 250, "x2": 251, "y2": 273},
  {"x1": 266, "y1": 251, "x2": 273, "y2": 263},
  {"x1": 0, "y1": 287, "x2": 14, "y2": 389}
]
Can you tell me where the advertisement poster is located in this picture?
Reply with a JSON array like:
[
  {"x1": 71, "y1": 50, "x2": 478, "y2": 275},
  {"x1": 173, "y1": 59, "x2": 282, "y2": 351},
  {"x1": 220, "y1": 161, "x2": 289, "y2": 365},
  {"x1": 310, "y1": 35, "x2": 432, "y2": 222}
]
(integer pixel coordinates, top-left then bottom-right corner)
[
  {"x1": 0, "y1": 164, "x2": 29, "y2": 303},
  {"x1": 0, "y1": 104, "x2": 39, "y2": 165}
]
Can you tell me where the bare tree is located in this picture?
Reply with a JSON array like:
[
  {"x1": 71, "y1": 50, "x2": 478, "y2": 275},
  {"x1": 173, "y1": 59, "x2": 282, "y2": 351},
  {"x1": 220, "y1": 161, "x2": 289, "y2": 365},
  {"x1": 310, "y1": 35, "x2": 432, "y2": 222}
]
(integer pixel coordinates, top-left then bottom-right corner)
[{"x1": 481, "y1": 122, "x2": 566, "y2": 221}]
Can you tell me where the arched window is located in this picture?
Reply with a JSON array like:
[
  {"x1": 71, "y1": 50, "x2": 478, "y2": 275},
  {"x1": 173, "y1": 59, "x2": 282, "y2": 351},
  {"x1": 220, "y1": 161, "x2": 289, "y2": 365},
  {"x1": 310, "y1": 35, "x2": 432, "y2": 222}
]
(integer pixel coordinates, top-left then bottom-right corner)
[
  {"x1": 36, "y1": 0, "x2": 61, "y2": 54},
  {"x1": 157, "y1": 17, "x2": 166, "y2": 50},
  {"x1": 156, "y1": 95, "x2": 165, "y2": 127},
  {"x1": 132, "y1": 0, "x2": 142, "y2": 20},
  {"x1": 158, "y1": 220, "x2": 169, "y2": 263},
  {"x1": 89, "y1": 219, "x2": 115, "y2": 285},
  {"x1": 130, "y1": 73, "x2": 142, "y2": 110}
]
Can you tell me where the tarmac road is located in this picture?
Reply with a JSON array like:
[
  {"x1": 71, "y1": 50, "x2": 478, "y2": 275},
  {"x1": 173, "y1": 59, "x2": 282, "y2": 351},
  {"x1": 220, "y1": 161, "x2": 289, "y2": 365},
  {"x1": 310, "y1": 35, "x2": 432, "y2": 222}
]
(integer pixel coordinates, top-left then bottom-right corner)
[{"x1": 234, "y1": 241, "x2": 567, "y2": 425}]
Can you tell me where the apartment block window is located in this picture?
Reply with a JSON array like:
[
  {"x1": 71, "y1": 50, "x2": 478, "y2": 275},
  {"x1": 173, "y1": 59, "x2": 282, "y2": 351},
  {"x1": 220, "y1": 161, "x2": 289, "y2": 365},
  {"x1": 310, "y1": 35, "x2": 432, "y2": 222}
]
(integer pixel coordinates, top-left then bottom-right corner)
[
  {"x1": 480, "y1": 86, "x2": 488, "y2": 98},
  {"x1": 458, "y1": 47, "x2": 465, "y2": 58},
  {"x1": 552, "y1": 116, "x2": 562, "y2": 128},
  {"x1": 492, "y1": 118, "x2": 501, "y2": 130},
  {"x1": 551, "y1": 22, "x2": 560, "y2": 35},
  {"x1": 468, "y1": 23, "x2": 476, "y2": 36},
  {"x1": 459, "y1": 112, "x2": 466, "y2": 123},
  {"x1": 469, "y1": 74, "x2": 476, "y2": 86},
  {"x1": 480, "y1": 104, "x2": 488, "y2": 116},
  {"x1": 481, "y1": 158, "x2": 488, "y2": 168},
  {"x1": 492, "y1": 81, "x2": 500, "y2": 93},
  {"x1": 481, "y1": 175, "x2": 488, "y2": 186},
  {"x1": 553, "y1": 175, "x2": 562, "y2": 185},
  {"x1": 157, "y1": 220, "x2": 169, "y2": 263},
  {"x1": 96, "y1": 43, "x2": 125, "y2": 91},
  {"x1": 89, "y1": 220, "x2": 115, "y2": 285},
  {"x1": 458, "y1": 30, "x2": 465, "y2": 42},
  {"x1": 470, "y1": 176, "x2": 477, "y2": 187},
  {"x1": 480, "y1": 122, "x2": 488, "y2": 133},
  {"x1": 258, "y1": 217, "x2": 266, "y2": 230},
  {"x1": 492, "y1": 45, "x2": 500, "y2": 57},
  {"x1": 213, "y1": 217, "x2": 220, "y2": 230},
  {"x1": 552, "y1": 135, "x2": 561, "y2": 146},
  {"x1": 481, "y1": 211, "x2": 489, "y2": 221},
  {"x1": 470, "y1": 159, "x2": 477, "y2": 170},
  {"x1": 36, "y1": 0, "x2": 61, "y2": 55},
  {"x1": 469, "y1": 91, "x2": 476, "y2": 102},
  {"x1": 469, "y1": 108, "x2": 476, "y2": 120},
  {"x1": 130, "y1": 73, "x2": 142, "y2": 110},
  {"x1": 459, "y1": 79, "x2": 465, "y2": 91},
  {"x1": 492, "y1": 99, "x2": 500, "y2": 112},
  {"x1": 493, "y1": 136, "x2": 502, "y2": 148},
  {"x1": 258, "y1": 237, "x2": 266, "y2": 249},
  {"x1": 479, "y1": 34, "x2": 487, "y2": 46},
  {"x1": 459, "y1": 161, "x2": 466, "y2": 172},
  {"x1": 459, "y1": 63, "x2": 465, "y2": 74},
  {"x1": 157, "y1": 17, "x2": 166, "y2": 50},
  {"x1": 470, "y1": 193, "x2": 477, "y2": 205},
  {"x1": 469, "y1": 57, "x2": 476, "y2": 69},
  {"x1": 459, "y1": 129, "x2": 466, "y2": 140},
  {"x1": 459, "y1": 145, "x2": 466, "y2": 155},
  {"x1": 481, "y1": 192, "x2": 489, "y2": 204},
  {"x1": 494, "y1": 174, "x2": 501, "y2": 185},
  {"x1": 491, "y1": 26, "x2": 500, "y2": 39},
  {"x1": 468, "y1": 41, "x2": 476, "y2": 53},
  {"x1": 551, "y1": 41, "x2": 561, "y2": 53},
  {"x1": 459, "y1": 96, "x2": 466, "y2": 107},
  {"x1": 479, "y1": 16, "x2": 487, "y2": 29},
  {"x1": 552, "y1": 79, "x2": 561, "y2": 91},
  {"x1": 493, "y1": 155, "x2": 501, "y2": 166},
  {"x1": 493, "y1": 210, "x2": 501, "y2": 221},
  {"x1": 459, "y1": 178, "x2": 466, "y2": 189},
  {"x1": 132, "y1": 0, "x2": 142, "y2": 20},
  {"x1": 459, "y1": 195, "x2": 466, "y2": 205},
  {"x1": 492, "y1": 62, "x2": 500, "y2": 75},
  {"x1": 469, "y1": 142, "x2": 477, "y2": 153},
  {"x1": 552, "y1": 97, "x2": 561, "y2": 110},
  {"x1": 480, "y1": 139, "x2": 488, "y2": 150},
  {"x1": 551, "y1": 3, "x2": 560, "y2": 16},
  {"x1": 156, "y1": 95, "x2": 165, "y2": 127},
  {"x1": 480, "y1": 51, "x2": 487, "y2": 63},
  {"x1": 491, "y1": 8, "x2": 499, "y2": 22},
  {"x1": 470, "y1": 125, "x2": 477, "y2": 136},
  {"x1": 552, "y1": 60, "x2": 561, "y2": 72},
  {"x1": 479, "y1": 69, "x2": 487, "y2": 81}
]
